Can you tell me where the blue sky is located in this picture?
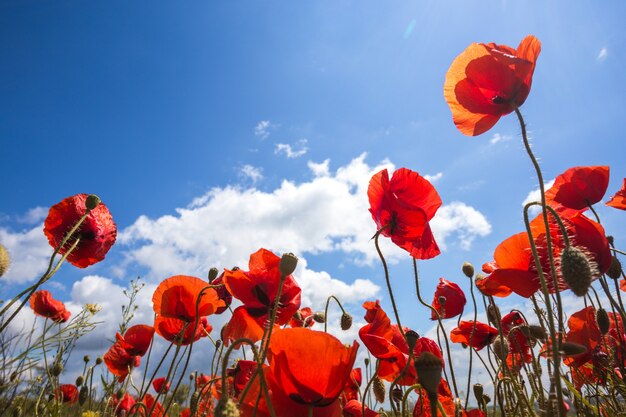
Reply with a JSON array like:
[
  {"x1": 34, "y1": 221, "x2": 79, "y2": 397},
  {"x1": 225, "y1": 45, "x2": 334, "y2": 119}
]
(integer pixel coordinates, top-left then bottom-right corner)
[{"x1": 1, "y1": 0, "x2": 625, "y2": 391}]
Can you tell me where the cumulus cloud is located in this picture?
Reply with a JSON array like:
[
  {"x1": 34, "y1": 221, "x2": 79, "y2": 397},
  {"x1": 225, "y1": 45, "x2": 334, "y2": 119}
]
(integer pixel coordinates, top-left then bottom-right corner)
[
  {"x1": 0, "y1": 224, "x2": 50, "y2": 285},
  {"x1": 254, "y1": 120, "x2": 272, "y2": 139},
  {"x1": 308, "y1": 159, "x2": 330, "y2": 177},
  {"x1": 17, "y1": 207, "x2": 48, "y2": 224},
  {"x1": 597, "y1": 47, "x2": 608, "y2": 62},
  {"x1": 275, "y1": 139, "x2": 308, "y2": 158},
  {"x1": 239, "y1": 164, "x2": 263, "y2": 183},
  {"x1": 522, "y1": 179, "x2": 555, "y2": 216},
  {"x1": 431, "y1": 202, "x2": 491, "y2": 250},
  {"x1": 424, "y1": 172, "x2": 443, "y2": 183},
  {"x1": 490, "y1": 133, "x2": 513, "y2": 145}
]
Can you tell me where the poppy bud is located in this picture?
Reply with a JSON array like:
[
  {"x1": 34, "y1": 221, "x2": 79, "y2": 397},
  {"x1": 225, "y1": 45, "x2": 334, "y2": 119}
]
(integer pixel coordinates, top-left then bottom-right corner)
[
  {"x1": 51, "y1": 363, "x2": 63, "y2": 377},
  {"x1": 95, "y1": 357, "x2": 103, "y2": 365},
  {"x1": 487, "y1": 305, "x2": 501, "y2": 326},
  {"x1": 85, "y1": 194, "x2": 101, "y2": 211},
  {"x1": 607, "y1": 236, "x2": 614, "y2": 245},
  {"x1": 208, "y1": 267, "x2": 219, "y2": 282},
  {"x1": 492, "y1": 336, "x2": 509, "y2": 361},
  {"x1": 340, "y1": 313, "x2": 353, "y2": 331},
  {"x1": 313, "y1": 312, "x2": 326, "y2": 323},
  {"x1": 364, "y1": 358, "x2": 370, "y2": 367},
  {"x1": 596, "y1": 308, "x2": 610, "y2": 335},
  {"x1": 215, "y1": 339, "x2": 222, "y2": 349},
  {"x1": 116, "y1": 388, "x2": 125, "y2": 400},
  {"x1": 78, "y1": 386, "x2": 88, "y2": 406},
  {"x1": 372, "y1": 376, "x2": 385, "y2": 403},
  {"x1": 473, "y1": 383, "x2": 484, "y2": 403},
  {"x1": 190, "y1": 391, "x2": 200, "y2": 415},
  {"x1": 528, "y1": 325, "x2": 547, "y2": 341},
  {"x1": 606, "y1": 256, "x2": 622, "y2": 280},
  {"x1": 10, "y1": 372, "x2": 18, "y2": 382},
  {"x1": 279, "y1": 252, "x2": 298, "y2": 277},
  {"x1": 0, "y1": 244, "x2": 10, "y2": 278},
  {"x1": 405, "y1": 330, "x2": 420, "y2": 352},
  {"x1": 561, "y1": 246, "x2": 594, "y2": 297},
  {"x1": 75, "y1": 376, "x2": 84, "y2": 387},
  {"x1": 83, "y1": 355, "x2": 90, "y2": 363},
  {"x1": 462, "y1": 262, "x2": 475, "y2": 278},
  {"x1": 560, "y1": 342, "x2": 587, "y2": 356},
  {"x1": 414, "y1": 352, "x2": 442, "y2": 396}
]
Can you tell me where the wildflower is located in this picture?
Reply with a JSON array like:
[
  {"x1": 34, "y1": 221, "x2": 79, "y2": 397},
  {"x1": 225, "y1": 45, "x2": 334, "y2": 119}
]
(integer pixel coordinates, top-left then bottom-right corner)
[
  {"x1": 56, "y1": 384, "x2": 78, "y2": 404},
  {"x1": 44, "y1": 193, "x2": 117, "y2": 268},
  {"x1": 450, "y1": 321, "x2": 499, "y2": 350},
  {"x1": 104, "y1": 325, "x2": 154, "y2": 381},
  {"x1": 431, "y1": 278, "x2": 466, "y2": 320},
  {"x1": 368, "y1": 168, "x2": 442, "y2": 259},
  {"x1": 341, "y1": 368, "x2": 362, "y2": 403},
  {"x1": 221, "y1": 248, "x2": 302, "y2": 345},
  {"x1": 288, "y1": 307, "x2": 315, "y2": 328},
  {"x1": 606, "y1": 178, "x2": 626, "y2": 210},
  {"x1": 152, "y1": 275, "x2": 224, "y2": 321},
  {"x1": 152, "y1": 377, "x2": 170, "y2": 394},
  {"x1": 444, "y1": 35, "x2": 541, "y2": 136},
  {"x1": 343, "y1": 399, "x2": 379, "y2": 417},
  {"x1": 544, "y1": 166, "x2": 610, "y2": 212},
  {"x1": 29, "y1": 290, "x2": 71, "y2": 323},
  {"x1": 154, "y1": 315, "x2": 212, "y2": 346}
]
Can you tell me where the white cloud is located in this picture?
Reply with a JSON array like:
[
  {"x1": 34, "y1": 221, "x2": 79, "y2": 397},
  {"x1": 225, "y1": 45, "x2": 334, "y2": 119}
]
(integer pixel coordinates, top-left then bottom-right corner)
[
  {"x1": 431, "y1": 202, "x2": 492, "y2": 251},
  {"x1": 597, "y1": 47, "x2": 608, "y2": 62},
  {"x1": 254, "y1": 120, "x2": 271, "y2": 139},
  {"x1": 490, "y1": 133, "x2": 512, "y2": 145},
  {"x1": 424, "y1": 172, "x2": 443, "y2": 183},
  {"x1": 0, "y1": 224, "x2": 50, "y2": 285},
  {"x1": 239, "y1": 164, "x2": 263, "y2": 183},
  {"x1": 308, "y1": 159, "x2": 330, "y2": 177},
  {"x1": 275, "y1": 139, "x2": 308, "y2": 158},
  {"x1": 17, "y1": 207, "x2": 48, "y2": 224},
  {"x1": 522, "y1": 179, "x2": 555, "y2": 216}
]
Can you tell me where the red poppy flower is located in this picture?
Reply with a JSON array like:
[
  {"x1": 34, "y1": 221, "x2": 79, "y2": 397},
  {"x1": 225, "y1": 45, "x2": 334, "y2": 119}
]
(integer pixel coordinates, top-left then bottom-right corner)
[
  {"x1": 222, "y1": 248, "x2": 302, "y2": 345},
  {"x1": 229, "y1": 360, "x2": 258, "y2": 395},
  {"x1": 413, "y1": 380, "x2": 461, "y2": 417},
  {"x1": 607, "y1": 179, "x2": 626, "y2": 210},
  {"x1": 477, "y1": 211, "x2": 611, "y2": 298},
  {"x1": 153, "y1": 275, "x2": 224, "y2": 322},
  {"x1": 368, "y1": 168, "x2": 442, "y2": 259},
  {"x1": 29, "y1": 290, "x2": 71, "y2": 323},
  {"x1": 341, "y1": 368, "x2": 362, "y2": 403},
  {"x1": 289, "y1": 307, "x2": 315, "y2": 328},
  {"x1": 56, "y1": 384, "x2": 78, "y2": 404},
  {"x1": 545, "y1": 166, "x2": 610, "y2": 211},
  {"x1": 266, "y1": 328, "x2": 358, "y2": 407},
  {"x1": 444, "y1": 35, "x2": 541, "y2": 136},
  {"x1": 450, "y1": 321, "x2": 498, "y2": 350},
  {"x1": 111, "y1": 393, "x2": 135, "y2": 417},
  {"x1": 138, "y1": 394, "x2": 166, "y2": 417},
  {"x1": 154, "y1": 315, "x2": 212, "y2": 346},
  {"x1": 431, "y1": 278, "x2": 466, "y2": 320},
  {"x1": 116, "y1": 324, "x2": 155, "y2": 357},
  {"x1": 359, "y1": 300, "x2": 442, "y2": 385},
  {"x1": 343, "y1": 399, "x2": 379, "y2": 417},
  {"x1": 152, "y1": 377, "x2": 170, "y2": 394},
  {"x1": 44, "y1": 193, "x2": 117, "y2": 268},
  {"x1": 104, "y1": 342, "x2": 141, "y2": 381}
]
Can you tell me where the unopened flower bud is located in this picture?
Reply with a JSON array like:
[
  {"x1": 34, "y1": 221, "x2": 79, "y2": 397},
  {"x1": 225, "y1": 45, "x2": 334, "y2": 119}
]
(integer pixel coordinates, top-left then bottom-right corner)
[
  {"x1": 51, "y1": 363, "x2": 63, "y2": 377},
  {"x1": 607, "y1": 236, "x2": 614, "y2": 245},
  {"x1": 279, "y1": 253, "x2": 298, "y2": 277},
  {"x1": 561, "y1": 246, "x2": 594, "y2": 297},
  {"x1": 313, "y1": 312, "x2": 326, "y2": 323},
  {"x1": 208, "y1": 267, "x2": 219, "y2": 283},
  {"x1": 528, "y1": 325, "x2": 547, "y2": 341},
  {"x1": 492, "y1": 336, "x2": 509, "y2": 361},
  {"x1": 473, "y1": 384, "x2": 484, "y2": 404},
  {"x1": 78, "y1": 386, "x2": 88, "y2": 406},
  {"x1": 116, "y1": 388, "x2": 125, "y2": 400},
  {"x1": 75, "y1": 376, "x2": 84, "y2": 387},
  {"x1": 95, "y1": 357, "x2": 103, "y2": 365},
  {"x1": 606, "y1": 256, "x2": 622, "y2": 280},
  {"x1": 405, "y1": 330, "x2": 419, "y2": 352},
  {"x1": 372, "y1": 377, "x2": 385, "y2": 403},
  {"x1": 414, "y1": 352, "x2": 442, "y2": 396},
  {"x1": 560, "y1": 342, "x2": 587, "y2": 356},
  {"x1": 462, "y1": 262, "x2": 475, "y2": 278},
  {"x1": 364, "y1": 358, "x2": 370, "y2": 367},
  {"x1": 83, "y1": 355, "x2": 91, "y2": 363},
  {"x1": 215, "y1": 339, "x2": 222, "y2": 349},
  {"x1": 0, "y1": 244, "x2": 11, "y2": 278},
  {"x1": 85, "y1": 194, "x2": 101, "y2": 211},
  {"x1": 340, "y1": 313, "x2": 353, "y2": 331},
  {"x1": 487, "y1": 305, "x2": 501, "y2": 326},
  {"x1": 596, "y1": 308, "x2": 610, "y2": 335}
]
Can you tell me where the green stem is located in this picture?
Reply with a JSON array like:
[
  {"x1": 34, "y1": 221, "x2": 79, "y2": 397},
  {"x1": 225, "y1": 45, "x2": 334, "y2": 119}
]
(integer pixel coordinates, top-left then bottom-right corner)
[
  {"x1": 323, "y1": 295, "x2": 346, "y2": 333},
  {"x1": 374, "y1": 230, "x2": 404, "y2": 338}
]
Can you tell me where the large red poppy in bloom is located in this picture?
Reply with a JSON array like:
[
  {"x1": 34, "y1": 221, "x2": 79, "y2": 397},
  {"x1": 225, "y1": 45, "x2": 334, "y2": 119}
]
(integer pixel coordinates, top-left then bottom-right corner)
[
  {"x1": 477, "y1": 211, "x2": 611, "y2": 298},
  {"x1": 104, "y1": 325, "x2": 154, "y2": 381},
  {"x1": 153, "y1": 275, "x2": 224, "y2": 321},
  {"x1": 154, "y1": 315, "x2": 212, "y2": 346},
  {"x1": 266, "y1": 328, "x2": 358, "y2": 408},
  {"x1": 44, "y1": 193, "x2": 117, "y2": 268},
  {"x1": 359, "y1": 300, "x2": 442, "y2": 385},
  {"x1": 431, "y1": 278, "x2": 466, "y2": 320},
  {"x1": 29, "y1": 290, "x2": 71, "y2": 323},
  {"x1": 444, "y1": 35, "x2": 541, "y2": 136},
  {"x1": 368, "y1": 168, "x2": 442, "y2": 259},
  {"x1": 544, "y1": 166, "x2": 610, "y2": 211},
  {"x1": 450, "y1": 321, "x2": 499, "y2": 351},
  {"x1": 221, "y1": 248, "x2": 302, "y2": 345},
  {"x1": 607, "y1": 178, "x2": 626, "y2": 210}
]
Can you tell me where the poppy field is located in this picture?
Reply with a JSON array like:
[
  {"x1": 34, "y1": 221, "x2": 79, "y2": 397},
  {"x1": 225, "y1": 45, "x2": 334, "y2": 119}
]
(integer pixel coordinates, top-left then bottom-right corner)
[{"x1": 1, "y1": 34, "x2": 626, "y2": 417}]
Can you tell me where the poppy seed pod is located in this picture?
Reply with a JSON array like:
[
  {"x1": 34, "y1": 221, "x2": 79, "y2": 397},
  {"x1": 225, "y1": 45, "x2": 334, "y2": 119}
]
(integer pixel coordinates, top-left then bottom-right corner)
[
  {"x1": 596, "y1": 308, "x2": 610, "y2": 335},
  {"x1": 78, "y1": 386, "x2": 88, "y2": 406},
  {"x1": 492, "y1": 336, "x2": 509, "y2": 361},
  {"x1": 0, "y1": 244, "x2": 10, "y2": 277},
  {"x1": 190, "y1": 391, "x2": 200, "y2": 415},
  {"x1": 373, "y1": 376, "x2": 385, "y2": 403},
  {"x1": 75, "y1": 376, "x2": 84, "y2": 387},
  {"x1": 340, "y1": 312, "x2": 353, "y2": 331},
  {"x1": 279, "y1": 252, "x2": 298, "y2": 277},
  {"x1": 606, "y1": 255, "x2": 622, "y2": 280},
  {"x1": 462, "y1": 262, "x2": 475, "y2": 278},
  {"x1": 85, "y1": 194, "x2": 101, "y2": 211},
  {"x1": 83, "y1": 355, "x2": 90, "y2": 363},
  {"x1": 414, "y1": 351, "x2": 443, "y2": 396},
  {"x1": 95, "y1": 357, "x2": 103, "y2": 365},
  {"x1": 561, "y1": 246, "x2": 594, "y2": 297},
  {"x1": 405, "y1": 330, "x2": 420, "y2": 352}
]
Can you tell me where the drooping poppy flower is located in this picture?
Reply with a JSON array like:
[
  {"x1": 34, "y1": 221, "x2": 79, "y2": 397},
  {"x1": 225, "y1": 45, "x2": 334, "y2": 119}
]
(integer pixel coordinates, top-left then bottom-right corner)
[
  {"x1": 266, "y1": 328, "x2": 359, "y2": 408},
  {"x1": 44, "y1": 193, "x2": 117, "y2": 268},
  {"x1": 606, "y1": 179, "x2": 626, "y2": 210},
  {"x1": 341, "y1": 368, "x2": 362, "y2": 403},
  {"x1": 450, "y1": 321, "x2": 499, "y2": 350},
  {"x1": 29, "y1": 290, "x2": 71, "y2": 323},
  {"x1": 477, "y1": 211, "x2": 611, "y2": 298},
  {"x1": 222, "y1": 248, "x2": 302, "y2": 345},
  {"x1": 154, "y1": 315, "x2": 212, "y2": 346},
  {"x1": 545, "y1": 166, "x2": 610, "y2": 211},
  {"x1": 152, "y1": 377, "x2": 170, "y2": 394},
  {"x1": 152, "y1": 275, "x2": 224, "y2": 321},
  {"x1": 56, "y1": 384, "x2": 78, "y2": 404},
  {"x1": 343, "y1": 399, "x2": 379, "y2": 417},
  {"x1": 368, "y1": 168, "x2": 442, "y2": 259},
  {"x1": 116, "y1": 324, "x2": 155, "y2": 357},
  {"x1": 359, "y1": 300, "x2": 442, "y2": 385},
  {"x1": 444, "y1": 35, "x2": 541, "y2": 136},
  {"x1": 289, "y1": 307, "x2": 315, "y2": 328},
  {"x1": 431, "y1": 278, "x2": 466, "y2": 320}
]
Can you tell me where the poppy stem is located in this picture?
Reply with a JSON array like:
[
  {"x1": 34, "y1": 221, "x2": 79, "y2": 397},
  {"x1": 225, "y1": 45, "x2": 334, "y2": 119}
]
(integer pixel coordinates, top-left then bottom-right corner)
[
  {"x1": 373, "y1": 230, "x2": 405, "y2": 338},
  {"x1": 361, "y1": 360, "x2": 380, "y2": 417},
  {"x1": 464, "y1": 275, "x2": 478, "y2": 409},
  {"x1": 323, "y1": 295, "x2": 347, "y2": 333}
]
